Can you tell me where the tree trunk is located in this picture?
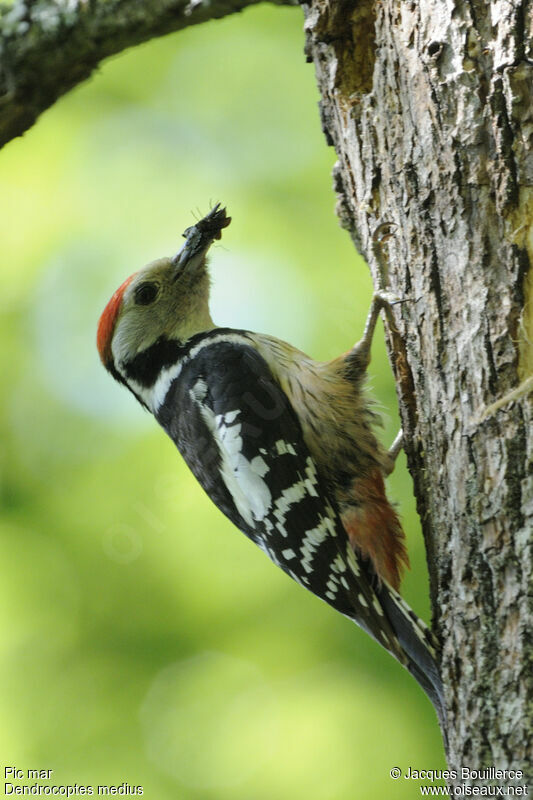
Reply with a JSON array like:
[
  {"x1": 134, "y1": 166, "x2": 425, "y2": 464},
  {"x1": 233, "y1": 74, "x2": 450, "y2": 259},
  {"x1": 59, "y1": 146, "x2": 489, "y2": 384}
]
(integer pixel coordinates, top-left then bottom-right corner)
[{"x1": 302, "y1": 0, "x2": 532, "y2": 782}]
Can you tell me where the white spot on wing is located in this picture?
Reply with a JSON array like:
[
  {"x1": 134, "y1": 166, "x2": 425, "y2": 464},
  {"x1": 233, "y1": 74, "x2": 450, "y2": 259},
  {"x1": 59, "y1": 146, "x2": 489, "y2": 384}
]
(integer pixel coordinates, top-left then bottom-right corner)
[
  {"x1": 275, "y1": 440, "x2": 297, "y2": 456},
  {"x1": 345, "y1": 543, "x2": 360, "y2": 576},
  {"x1": 332, "y1": 553, "x2": 347, "y2": 573},
  {"x1": 300, "y1": 517, "x2": 335, "y2": 573},
  {"x1": 271, "y1": 479, "x2": 307, "y2": 537},
  {"x1": 250, "y1": 455, "x2": 269, "y2": 477},
  {"x1": 303, "y1": 458, "x2": 320, "y2": 497},
  {"x1": 219, "y1": 420, "x2": 243, "y2": 459},
  {"x1": 190, "y1": 400, "x2": 272, "y2": 527},
  {"x1": 372, "y1": 597, "x2": 384, "y2": 616},
  {"x1": 281, "y1": 548, "x2": 296, "y2": 560},
  {"x1": 190, "y1": 379, "x2": 208, "y2": 402}
]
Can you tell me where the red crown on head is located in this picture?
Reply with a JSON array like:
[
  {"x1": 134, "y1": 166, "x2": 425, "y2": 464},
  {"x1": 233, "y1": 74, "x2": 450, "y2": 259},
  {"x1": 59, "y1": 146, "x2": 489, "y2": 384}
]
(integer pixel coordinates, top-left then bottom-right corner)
[{"x1": 97, "y1": 274, "x2": 136, "y2": 367}]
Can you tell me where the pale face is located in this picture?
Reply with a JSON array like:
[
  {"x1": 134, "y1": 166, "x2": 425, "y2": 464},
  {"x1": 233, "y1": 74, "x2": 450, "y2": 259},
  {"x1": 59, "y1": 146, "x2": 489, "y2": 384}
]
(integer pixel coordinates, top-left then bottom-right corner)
[{"x1": 107, "y1": 254, "x2": 215, "y2": 371}]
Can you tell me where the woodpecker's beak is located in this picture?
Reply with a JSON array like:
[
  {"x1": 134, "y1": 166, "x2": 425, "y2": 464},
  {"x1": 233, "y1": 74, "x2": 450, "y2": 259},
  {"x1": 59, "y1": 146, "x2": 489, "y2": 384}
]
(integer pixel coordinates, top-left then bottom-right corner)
[{"x1": 171, "y1": 204, "x2": 231, "y2": 281}]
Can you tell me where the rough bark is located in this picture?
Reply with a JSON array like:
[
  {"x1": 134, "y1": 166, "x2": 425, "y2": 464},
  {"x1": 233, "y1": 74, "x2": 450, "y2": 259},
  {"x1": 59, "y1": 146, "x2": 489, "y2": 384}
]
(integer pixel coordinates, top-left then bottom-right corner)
[
  {"x1": 302, "y1": 0, "x2": 533, "y2": 782},
  {"x1": 0, "y1": 0, "x2": 293, "y2": 148}
]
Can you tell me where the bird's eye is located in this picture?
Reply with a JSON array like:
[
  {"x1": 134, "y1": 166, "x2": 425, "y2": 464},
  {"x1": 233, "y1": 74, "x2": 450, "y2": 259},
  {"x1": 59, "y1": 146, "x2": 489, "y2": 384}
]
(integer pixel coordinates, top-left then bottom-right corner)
[{"x1": 134, "y1": 282, "x2": 159, "y2": 306}]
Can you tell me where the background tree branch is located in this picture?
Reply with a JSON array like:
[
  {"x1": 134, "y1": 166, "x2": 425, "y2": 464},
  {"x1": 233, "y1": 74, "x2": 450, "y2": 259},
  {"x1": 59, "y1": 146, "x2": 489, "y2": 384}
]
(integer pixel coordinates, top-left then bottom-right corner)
[{"x1": 0, "y1": 0, "x2": 293, "y2": 148}]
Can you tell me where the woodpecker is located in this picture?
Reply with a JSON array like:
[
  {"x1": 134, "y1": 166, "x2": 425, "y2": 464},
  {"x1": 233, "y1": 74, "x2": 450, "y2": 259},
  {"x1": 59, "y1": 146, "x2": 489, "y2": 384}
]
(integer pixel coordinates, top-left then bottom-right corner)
[{"x1": 97, "y1": 205, "x2": 445, "y2": 725}]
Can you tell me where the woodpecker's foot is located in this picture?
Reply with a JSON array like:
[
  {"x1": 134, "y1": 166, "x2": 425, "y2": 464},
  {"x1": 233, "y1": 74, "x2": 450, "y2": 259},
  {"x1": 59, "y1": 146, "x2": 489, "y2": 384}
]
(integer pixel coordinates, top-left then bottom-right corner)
[
  {"x1": 351, "y1": 290, "x2": 401, "y2": 368},
  {"x1": 349, "y1": 223, "x2": 403, "y2": 368},
  {"x1": 374, "y1": 288, "x2": 404, "y2": 309},
  {"x1": 383, "y1": 430, "x2": 404, "y2": 476}
]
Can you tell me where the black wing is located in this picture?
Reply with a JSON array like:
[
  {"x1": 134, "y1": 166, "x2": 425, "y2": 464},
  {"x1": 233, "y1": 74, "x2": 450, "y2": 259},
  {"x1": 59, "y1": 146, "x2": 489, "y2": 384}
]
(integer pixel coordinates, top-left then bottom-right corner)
[{"x1": 156, "y1": 338, "x2": 403, "y2": 655}]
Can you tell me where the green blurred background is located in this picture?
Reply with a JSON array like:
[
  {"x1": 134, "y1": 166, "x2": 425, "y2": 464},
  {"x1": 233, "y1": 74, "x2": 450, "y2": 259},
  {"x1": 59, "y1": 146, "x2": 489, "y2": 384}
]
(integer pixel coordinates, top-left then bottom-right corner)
[{"x1": 0, "y1": 5, "x2": 445, "y2": 798}]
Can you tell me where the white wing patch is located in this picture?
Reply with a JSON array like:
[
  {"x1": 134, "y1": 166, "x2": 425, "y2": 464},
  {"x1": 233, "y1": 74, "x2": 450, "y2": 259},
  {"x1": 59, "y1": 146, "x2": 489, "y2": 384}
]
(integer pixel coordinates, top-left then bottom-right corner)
[
  {"x1": 303, "y1": 457, "x2": 320, "y2": 497},
  {"x1": 186, "y1": 379, "x2": 346, "y2": 597},
  {"x1": 190, "y1": 378, "x2": 208, "y2": 403},
  {"x1": 271, "y1": 479, "x2": 308, "y2": 537},
  {"x1": 275, "y1": 439, "x2": 297, "y2": 456},
  {"x1": 324, "y1": 551, "x2": 351, "y2": 601},
  {"x1": 300, "y1": 516, "x2": 336, "y2": 574},
  {"x1": 190, "y1": 385, "x2": 272, "y2": 527},
  {"x1": 281, "y1": 548, "x2": 296, "y2": 560}
]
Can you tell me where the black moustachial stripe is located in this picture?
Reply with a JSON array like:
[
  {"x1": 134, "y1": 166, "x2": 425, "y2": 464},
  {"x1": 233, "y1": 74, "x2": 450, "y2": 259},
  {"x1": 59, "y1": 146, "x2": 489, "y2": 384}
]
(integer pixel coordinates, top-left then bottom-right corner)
[
  {"x1": 121, "y1": 328, "x2": 253, "y2": 389},
  {"x1": 122, "y1": 336, "x2": 185, "y2": 388}
]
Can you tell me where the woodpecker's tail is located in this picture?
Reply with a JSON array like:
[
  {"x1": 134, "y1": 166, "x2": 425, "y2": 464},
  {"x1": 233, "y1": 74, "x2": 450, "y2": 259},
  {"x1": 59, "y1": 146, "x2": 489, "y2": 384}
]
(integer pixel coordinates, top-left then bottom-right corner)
[{"x1": 376, "y1": 581, "x2": 447, "y2": 731}]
